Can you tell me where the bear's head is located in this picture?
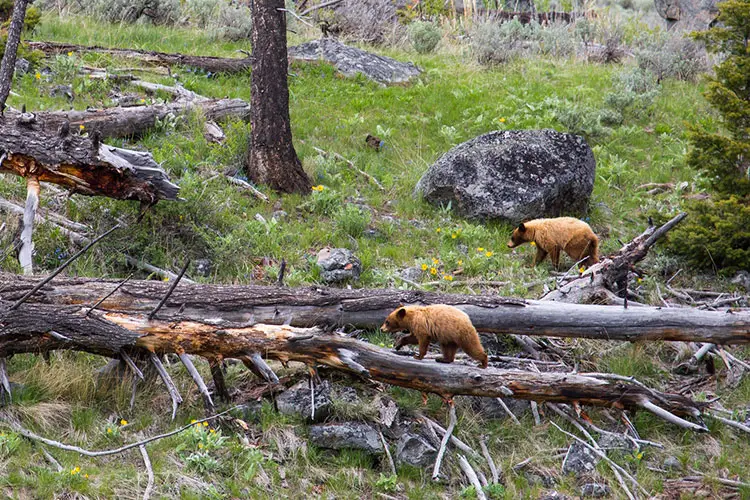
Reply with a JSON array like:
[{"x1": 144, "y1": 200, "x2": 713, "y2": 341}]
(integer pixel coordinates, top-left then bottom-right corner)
[
  {"x1": 380, "y1": 306, "x2": 409, "y2": 333},
  {"x1": 507, "y1": 222, "x2": 531, "y2": 248}
]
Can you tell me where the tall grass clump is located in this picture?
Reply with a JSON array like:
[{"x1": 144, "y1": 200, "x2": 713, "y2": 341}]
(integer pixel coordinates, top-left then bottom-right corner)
[{"x1": 408, "y1": 20, "x2": 441, "y2": 54}]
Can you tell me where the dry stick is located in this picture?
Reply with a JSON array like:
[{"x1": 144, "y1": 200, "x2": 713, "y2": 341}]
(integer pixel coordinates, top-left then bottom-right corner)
[
  {"x1": 148, "y1": 259, "x2": 190, "y2": 320},
  {"x1": 86, "y1": 274, "x2": 133, "y2": 317},
  {"x1": 139, "y1": 445, "x2": 154, "y2": 500},
  {"x1": 277, "y1": 259, "x2": 286, "y2": 286},
  {"x1": 686, "y1": 471, "x2": 750, "y2": 489},
  {"x1": 379, "y1": 431, "x2": 396, "y2": 476},
  {"x1": 300, "y1": 0, "x2": 344, "y2": 16},
  {"x1": 530, "y1": 401, "x2": 542, "y2": 426},
  {"x1": 120, "y1": 351, "x2": 145, "y2": 380},
  {"x1": 310, "y1": 374, "x2": 316, "y2": 421},
  {"x1": 124, "y1": 256, "x2": 197, "y2": 284},
  {"x1": 432, "y1": 401, "x2": 457, "y2": 481},
  {"x1": 9, "y1": 223, "x2": 121, "y2": 310},
  {"x1": 0, "y1": 357, "x2": 11, "y2": 403},
  {"x1": 479, "y1": 438, "x2": 499, "y2": 484},
  {"x1": 458, "y1": 454, "x2": 487, "y2": 500},
  {"x1": 718, "y1": 349, "x2": 750, "y2": 371},
  {"x1": 223, "y1": 175, "x2": 269, "y2": 202},
  {"x1": 7, "y1": 405, "x2": 241, "y2": 458},
  {"x1": 277, "y1": 8, "x2": 316, "y2": 28},
  {"x1": 40, "y1": 447, "x2": 63, "y2": 472},
  {"x1": 710, "y1": 414, "x2": 750, "y2": 435},
  {"x1": 547, "y1": 403, "x2": 598, "y2": 447},
  {"x1": 496, "y1": 398, "x2": 521, "y2": 425},
  {"x1": 0, "y1": 0, "x2": 30, "y2": 111},
  {"x1": 424, "y1": 416, "x2": 480, "y2": 459},
  {"x1": 178, "y1": 353, "x2": 214, "y2": 411},
  {"x1": 149, "y1": 353, "x2": 183, "y2": 420},
  {"x1": 579, "y1": 372, "x2": 672, "y2": 408},
  {"x1": 244, "y1": 352, "x2": 279, "y2": 383},
  {"x1": 311, "y1": 146, "x2": 386, "y2": 191},
  {"x1": 639, "y1": 401, "x2": 707, "y2": 432},
  {"x1": 19, "y1": 176, "x2": 40, "y2": 275}
]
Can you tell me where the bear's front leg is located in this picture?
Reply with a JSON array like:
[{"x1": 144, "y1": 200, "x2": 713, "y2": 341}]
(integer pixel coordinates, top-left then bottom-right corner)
[{"x1": 394, "y1": 333, "x2": 418, "y2": 350}]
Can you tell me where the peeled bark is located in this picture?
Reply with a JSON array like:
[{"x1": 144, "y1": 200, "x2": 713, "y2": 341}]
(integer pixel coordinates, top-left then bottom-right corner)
[
  {"x1": 246, "y1": 0, "x2": 311, "y2": 194},
  {"x1": 2, "y1": 274, "x2": 748, "y2": 344}
]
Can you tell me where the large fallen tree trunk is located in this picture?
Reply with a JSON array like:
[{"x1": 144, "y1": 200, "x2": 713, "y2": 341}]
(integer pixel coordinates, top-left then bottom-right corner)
[
  {"x1": 2, "y1": 274, "x2": 748, "y2": 344},
  {"x1": 0, "y1": 299, "x2": 707, "y2": 429}
]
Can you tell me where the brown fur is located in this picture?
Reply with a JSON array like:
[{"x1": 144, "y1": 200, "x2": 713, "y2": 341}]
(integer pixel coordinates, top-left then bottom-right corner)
[
  {"x1": 380, "y1": 304, "x2": 488, "y2": 368},
  {"x1": 507, "y1": 217, "x2": 600, "y2": 269}
]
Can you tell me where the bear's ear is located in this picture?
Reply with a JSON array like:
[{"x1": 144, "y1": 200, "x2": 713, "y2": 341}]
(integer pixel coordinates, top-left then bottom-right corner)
[
  {"x1": 396, "y1": 308, "x2": 407, "y2": 319},
  {"x1": 518, "y1": 223, "x2": 526, "y2": 232}
]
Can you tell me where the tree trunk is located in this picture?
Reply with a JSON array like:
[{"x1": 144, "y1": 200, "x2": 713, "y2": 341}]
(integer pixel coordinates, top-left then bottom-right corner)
[
  {"x1": 0, "y1": 299, "x2": 706, "y2": 425},
  {"x1": 3, "y1": 275, "x2": 748, "y2": 344},
  {"x1": 0, "y1": 0, "x2": 29, "y2": 112},
  {"x1": 247, "y1": 0, "x2": 311, "y2": 194}
]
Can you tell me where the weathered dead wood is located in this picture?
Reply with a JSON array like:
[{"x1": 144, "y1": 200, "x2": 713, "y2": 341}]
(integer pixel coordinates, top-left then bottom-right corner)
[
  {"x1": 19, "y1": 176, "x2": 40, "y2": 275},
  {"x1": 0, "y1": 117, "x2": 179, "y2": 202},
  {"x1": 541, "y1": 213, "x2": 688, "y2": 304},
  {"x1": 0, "y1": 303, "x2": 709, "y2": 427},
  {"x1": 3, "y1": 275, "x2": 747, "y2": 345},
  {"x1": 27, "y1": 41, "x2": 254, "y2": 74},
  {"x1": 0, "y1": 0, "x2": 30, "y2": 112}
]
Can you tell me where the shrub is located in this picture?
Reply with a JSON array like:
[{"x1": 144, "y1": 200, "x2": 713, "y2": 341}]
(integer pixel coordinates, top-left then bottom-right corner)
[
  {"x1": 635, "y1": 31, "x2": 708, "y2": 82},
  {"x1": 667, "y1": 0, "x2": 750, "y2": 274},
  {"x1": 314, "y1": 0, "x2": 399, "y2": 45},
  {"x1": 538, "y1": 22, "x2": 576, "y2": 57},
  {"x1": 408, "y1": 21, "x2": 441, "y2": 54},
  {"x1": 471, "y1": 18, "x2": 537, "y2": 65},
  {"x1": 668, "y1": 197, "x2": 750, "y2": 275},
  {"x1": 603, "y1": 66, "x2": 659, "y2": 120},
  {"x1": 336, "y1": 205, "x2": 371, "y2": 238}
]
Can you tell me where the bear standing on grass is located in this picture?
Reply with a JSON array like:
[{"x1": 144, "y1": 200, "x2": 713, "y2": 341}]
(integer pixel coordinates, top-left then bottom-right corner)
[
  {"x1": 381, "y1": 305, "x2": 488, "y2": 368},
  {"x1": 507, "y1": 217, "x2": 600, "y2": 269}
]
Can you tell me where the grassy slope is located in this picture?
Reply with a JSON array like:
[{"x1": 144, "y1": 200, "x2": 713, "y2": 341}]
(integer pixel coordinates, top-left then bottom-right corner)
[{"x1": 0, "y1": 14, "x2": 747, "y2": 500}]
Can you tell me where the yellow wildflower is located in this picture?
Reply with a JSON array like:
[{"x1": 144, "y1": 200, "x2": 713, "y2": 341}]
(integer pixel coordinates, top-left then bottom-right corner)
[
  {"x1": 35, "y1": 72, "x2": 41, "y2": 79},
  {"x1": 198, "y1": 443, "x2": 204, "y2": 449},
  {"x1": 421, "y1": 263, "x2": 428, "y2": 271},
  {"x1": 579, "y1": 267, "x2": 585, "y2": 274},
  {"x1": 451, "y1": 233, "x2": 457, "y2": 239},
  {"x1": 436, "y1": 228, "x2": 441, "y2": 233},
  {"x1": 485, "y1": 251, "x2": 493, "y2": 257},
  {"x1": 530, "y1": 241, "x2": 536, "y2": 246},
  {"x1": 499, "y1": 117, "x2": 506, "y2": 123},
  {"x1": 457, "y1": 259, "x2": 463, "y2": 266},
  {"x1": 477, "y1": 247, "x2": 484, "y2": 252},
  {"x1": 311, "y1": 184, "x2": 325, "y2": 191},
  {"x1": 79, "y1": 124, "x2": 85, "y2": 131},
  {"x1": 120, "y1": 419, "x2": 128, "y2": 426},
  {"x1": 190, "y1": 419, "x2": 198, "y2": 424},
  {"x1": 637, "y1": 278, "x2": 643, "y2": 284},
  {"x1": 430, "y1": 267, "x2": 437, "y2": 275},
  {"x1": 443, "y1": 275, "x2": 453, "y2": 281},
  {"x1": 84, "y1": 474, "x2": 89, "y2": 479},
  {"x1": 432, "y1": 258, "x2": 439, "y2": 265},
  {"x1": 67, "y1": 51, "x2": 73, "y2": 57},
  {"x1": 70, "y1": 466, "x2": 80, "y2": 475},
  {"x1": 106, "y1": 427, "x2": 113, "y2": 434},
  {"x1": 209, "y1": 428, "x2": 216, "y2": 433},
  {"x1": 203, "y1": 422, "x2": 208, "y2": 427}
]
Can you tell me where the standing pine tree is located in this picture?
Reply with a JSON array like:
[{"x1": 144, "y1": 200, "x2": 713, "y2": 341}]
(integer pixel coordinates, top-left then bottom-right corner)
[{"x1": 668, "y1": 0, "x2": 750, "y2": 274}]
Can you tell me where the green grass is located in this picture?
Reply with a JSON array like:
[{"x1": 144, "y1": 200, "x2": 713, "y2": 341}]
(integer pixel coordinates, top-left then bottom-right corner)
[{"x1": 0, "y1": 11, "x2": 747, "y2": 500}]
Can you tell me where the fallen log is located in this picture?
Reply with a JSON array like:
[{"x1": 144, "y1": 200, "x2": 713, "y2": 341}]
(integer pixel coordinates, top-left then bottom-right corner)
[
  {"x1": 2, "y1": 274, "x2": 748, "y2": 344},
  {"x1": 27, "y1": 41, "x2": 253, "y2": 74},
  {"x1": 0, "y1": 300, "x2": 707, "y2": 428}
]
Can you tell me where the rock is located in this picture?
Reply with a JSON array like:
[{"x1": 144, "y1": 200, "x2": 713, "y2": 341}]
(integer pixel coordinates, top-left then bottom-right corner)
[
  {"x1": 395, "y1": 433, "x2": 437, "y2": 467},
  {"x1": 663, "y1": 455, "x2": 683, "y2": 471},
  {"x1": 276, "y1": 379, "x2": 333, "y2": 422},
  {"x1": 598, "y1": 433, "x2": 635, "y2": 451},
  {"x1": 398, "y1": 267, "x2": 423, "y2": 282},
  {"x1": 581, "y1": 483, "x2": 611, "y2": 498},
  {"x1": 272, "y1": 210, "x2": 288, "y2": 220},
  {"x1": 415, "y1": 130, "x2": 596, "y2": 223},
  {"x1": 49, "y1": 84, "x2": 74, "y2": 101},
  {"x1": 526, "y1": 472, "x2": 557, "y2": 488},
  {"x1": 288, "y1": 38, "x2": 421, "y2": 86},
  {"x1": 14, "y1": 58, "x2": 30, "y2": 75},
  {"x1": 471, "y1": 396, "x2": 529, "y2": 420},
  {"x1": 655, "y1": 0, "x2": 718, "y2": 30},
  {"x1": 538, "y1": 491, "x2": 571, "y2": 500},
  {"x1": 316, "y1": 247, "x2": 362, "y2": 284},
  {"x1": 309, "y1": 422, "x2": 384, "y2": 454},
  {"x1": 194, "y1": 259, "x2": 212, "y2": 278},
  {"x1": 561, "y1": 443, "x2": 600, "y2": 476},
  {"x1": 332, "y1": 384, "x2": 360, "y2": 404},
  {"x1": 731, "y1": 271, "x2": 750, "y2": 292}
]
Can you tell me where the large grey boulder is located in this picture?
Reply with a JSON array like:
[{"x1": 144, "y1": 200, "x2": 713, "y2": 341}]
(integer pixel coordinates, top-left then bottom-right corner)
[
  {"x1": 415, "y1": 130, "x2": 596, "y2": 224},
  {"x1": 288, "y1": 38, "x2": 421, "y2": 86},
  {"x1": 309, "y1": 422, "x2": 384, "y2": 454},
  {"x1": 655, "y1": 0, "x2": 718, "y2": 30},
  {"x1": 276, "y1": 380, "x2": 333, "y2": 422}
]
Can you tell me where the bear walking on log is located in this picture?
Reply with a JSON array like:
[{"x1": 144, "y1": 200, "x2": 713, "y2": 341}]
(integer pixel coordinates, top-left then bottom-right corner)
[
  {"x1": 507, "y1": 217, "x2": 600, "y2": 269},
  {"x1": 381, "y1": 305, "x2": 488, "y2": 368}
]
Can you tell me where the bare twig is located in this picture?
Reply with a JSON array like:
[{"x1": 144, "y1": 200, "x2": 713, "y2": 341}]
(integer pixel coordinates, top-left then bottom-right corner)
[
  {"x1": 149, "y1": 353, "x2": 183, "y2": 420},
  {"x1": 277, "y1": 8, "x2": 316, "y2": 27},
  {"x1": 300, "y1": 0, "x2": 344, "y2": 16},
  {"x1": 224, "y1": 175, "x2": 269, "y2": 202},
  {"x1": 379, "y1": 431, "x2": 396, "y2": 476},
  {"x1": 311, "y1": 145, "x2": 385, "y2": 191},
  {"x1": 139, "y1": 445, "x2": 154, "y2": 500},
  {"x1": 6, "y1": 405, "x2": 241, "y2": 457},
  {"x1": 148, "y1": 259, "x2": 190, "y2": 320},
  {"x1": 480, "y1": 438, "x2": 499, "y2": 484},
  {"x1": 41, "y1": 447, "x2": 63, "y2": 472},
  {"x1": 9, "y1": 223, "x2": 121, "y2": 310},
  {"x1": 310, "y1": 373, "x2": 316, "y2": 421},
  {"x1": 458, "y1": 454, "x2": 487, "y2": 500},
  {"x1": 87, "y1": 274, "x2": 133, "y2": 317},
  {"x1": 124, "y1": 256, "x2": 197, "y2": 284},
  {"x1": 19, "y1": 176, "x2": 40, "y2": 275},
  {"x1": 639, "y1": 400, "x2": 707, "y2": 432},
  {"x1": 709, "y1": 413, "x2": 750, "y2": 435},
  {"x1": 120, "y1": 351, "x2": 145, "y2": 380},
  {"x1": 0, "y1": 357, "x2": 11, "y2": 403},
  {"x1": 432, "y1": 401, "x2": 457, "y2": 480},
  {"x1": 530, "y1": 401, "x2": 541, "y2": 426},
  {"x1": 424, "y1": 415, "x2": 480, "y2": 459},
  {"x1": 243, "y1": 352, "x2": 280, "y2": 384},
  {"x1": 277, "y1": 259, "x2": 286, "y2": 286},
  {"x1": 496, "y1": 398, "x2": 521, "y2": 425},
  {"x1": 178, "y1": 353, "x2": 214, "y2": 411}
]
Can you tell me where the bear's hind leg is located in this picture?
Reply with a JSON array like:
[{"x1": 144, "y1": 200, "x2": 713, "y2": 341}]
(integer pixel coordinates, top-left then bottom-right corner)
[{"x1": 436, "y1": 343, "x2": 458, "y2": 364}]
